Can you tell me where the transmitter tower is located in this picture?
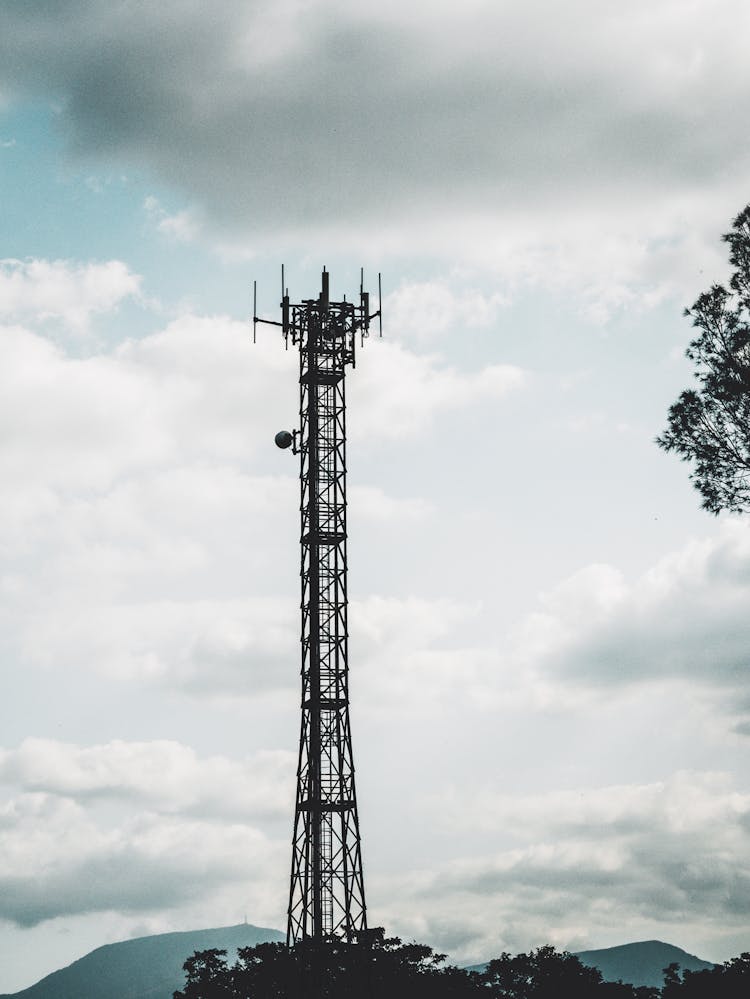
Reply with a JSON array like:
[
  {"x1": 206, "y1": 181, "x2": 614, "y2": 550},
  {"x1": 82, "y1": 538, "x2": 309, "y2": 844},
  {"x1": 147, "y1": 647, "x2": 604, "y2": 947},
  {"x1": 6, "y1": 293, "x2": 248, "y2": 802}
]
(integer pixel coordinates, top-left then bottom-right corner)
[{"x1": 254, "y1": 268, "x2": 381, "y2": 946}]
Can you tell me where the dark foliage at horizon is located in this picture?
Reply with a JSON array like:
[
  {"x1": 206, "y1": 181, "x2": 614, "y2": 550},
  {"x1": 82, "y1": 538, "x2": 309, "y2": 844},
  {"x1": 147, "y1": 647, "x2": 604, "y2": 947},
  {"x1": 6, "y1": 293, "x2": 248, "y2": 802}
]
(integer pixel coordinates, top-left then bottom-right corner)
[
  {"x1": 658, "y1": 204, "x2": 750, "y2": 514},
  {"x1": 173, "y1": 937, "x2": 750, "y2": 999}
]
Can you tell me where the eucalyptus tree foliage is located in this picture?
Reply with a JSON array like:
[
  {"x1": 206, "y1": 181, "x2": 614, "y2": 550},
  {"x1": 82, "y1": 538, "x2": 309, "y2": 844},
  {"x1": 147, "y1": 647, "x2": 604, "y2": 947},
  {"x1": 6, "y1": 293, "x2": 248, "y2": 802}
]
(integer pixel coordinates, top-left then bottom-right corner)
[{"x1": 658, "y1": 206, "x2": 750, "y2": 514}]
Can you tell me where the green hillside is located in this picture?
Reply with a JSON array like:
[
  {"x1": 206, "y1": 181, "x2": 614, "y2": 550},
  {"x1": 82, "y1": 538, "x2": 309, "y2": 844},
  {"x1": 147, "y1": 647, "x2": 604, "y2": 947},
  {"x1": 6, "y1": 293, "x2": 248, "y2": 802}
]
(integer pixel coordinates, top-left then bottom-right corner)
[
  {"x1": 0, "y1": 924, "x2": 284, "y2": 999},
  {"x1": 2, "y1": 930, "x2": 718, "y2": 998},
  {"x1": 575, "y1": 939, "x2": 715, "y2": 988}
]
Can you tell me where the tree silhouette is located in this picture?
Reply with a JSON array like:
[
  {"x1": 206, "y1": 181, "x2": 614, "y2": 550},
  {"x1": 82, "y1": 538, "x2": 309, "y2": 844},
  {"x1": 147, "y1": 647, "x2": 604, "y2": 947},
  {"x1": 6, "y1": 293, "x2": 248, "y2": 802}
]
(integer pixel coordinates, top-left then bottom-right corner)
[
  {"x1": 673, "y1": 953, "x2": 750, "y2": 999},
  {"x1": 174, "y1": 939, "x2": 750, "y2": 998},
  {"x1": 176, "y1": 949, "x2": 234, "y2": 998},
  {"x1": 174, "y1": 935, "x2": 486, "y2": 999},
  {"x1": 175, "y1": 938, "x2": 704, "y2": 999},
  {"x1": 657, "y1": 205, "x2": 750, "y2": 513},
  {"x1": 483, "y1": 945, "x2": 608, "y2": 998}
]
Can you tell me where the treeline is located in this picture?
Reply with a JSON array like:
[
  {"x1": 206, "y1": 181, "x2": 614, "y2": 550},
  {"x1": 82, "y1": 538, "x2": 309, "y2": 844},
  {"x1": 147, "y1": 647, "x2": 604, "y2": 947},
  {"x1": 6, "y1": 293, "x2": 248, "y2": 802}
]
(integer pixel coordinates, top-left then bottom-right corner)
[{"x1": 174, "y1": 935, "x2": 749, "y2": 998}]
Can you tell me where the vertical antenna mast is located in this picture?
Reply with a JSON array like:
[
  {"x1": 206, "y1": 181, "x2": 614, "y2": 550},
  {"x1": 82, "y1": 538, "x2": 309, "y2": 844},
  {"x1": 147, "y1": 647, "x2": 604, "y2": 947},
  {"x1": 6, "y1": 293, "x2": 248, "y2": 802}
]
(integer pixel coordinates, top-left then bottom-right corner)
[{"x1": 254, "y1": 268, "x2": 382, "y2": 945}]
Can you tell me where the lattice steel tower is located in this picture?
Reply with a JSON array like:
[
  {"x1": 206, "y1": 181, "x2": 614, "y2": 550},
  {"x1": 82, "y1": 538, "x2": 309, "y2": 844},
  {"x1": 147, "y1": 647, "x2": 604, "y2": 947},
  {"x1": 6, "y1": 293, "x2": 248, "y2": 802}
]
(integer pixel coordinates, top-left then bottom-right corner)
[{"x1": 254, "y1": 268, "x2": 381, "y2": 946}]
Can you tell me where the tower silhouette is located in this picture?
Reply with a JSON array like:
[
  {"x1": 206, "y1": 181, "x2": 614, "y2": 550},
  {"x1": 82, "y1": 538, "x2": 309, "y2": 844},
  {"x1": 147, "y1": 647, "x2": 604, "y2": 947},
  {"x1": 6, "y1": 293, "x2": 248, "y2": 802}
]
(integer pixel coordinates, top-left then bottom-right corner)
[{"x1": 255, "y1": 268, "x2": 381, "y2": 945}]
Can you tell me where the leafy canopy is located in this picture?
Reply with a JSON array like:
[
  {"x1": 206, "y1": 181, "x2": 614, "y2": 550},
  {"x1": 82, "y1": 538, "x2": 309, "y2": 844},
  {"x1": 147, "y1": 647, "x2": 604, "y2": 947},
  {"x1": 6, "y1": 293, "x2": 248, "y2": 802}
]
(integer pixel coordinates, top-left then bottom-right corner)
[
  {"x1": 173, "y1": 936, "x2": 749, "y2": 999},
  {"x1": 658, "y1": 205, "x2": 750, "y2": 513}
]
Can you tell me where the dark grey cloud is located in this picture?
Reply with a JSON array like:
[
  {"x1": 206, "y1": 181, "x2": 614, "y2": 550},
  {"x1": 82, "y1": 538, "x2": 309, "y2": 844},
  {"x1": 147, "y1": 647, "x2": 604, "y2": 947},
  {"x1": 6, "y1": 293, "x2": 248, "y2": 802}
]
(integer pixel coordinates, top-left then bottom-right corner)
[
  {"x1": 0, "y1": 788, "x2": 277, "y2": 928},
  {"x1": 2, "y1": 1, "x2": 749, "y2": 245},
  {"x1": 0, "y1": 850, "x2": 214, "y2": 927},
  {"x1": 454, "y1": 852, "x2": 750, "y2": 923},
  {"x1": 0, "y1": 739, "x2": 294, "y2": 823},
  {"x1": 401, "y1": 773, "x2": 750, "y2": 959},
  {"x1": 564, "y1": 610, "x2": 750, "y2": 688},
  {"x1": 524, "y1": 525, "x2": 750, "y2": 716}
]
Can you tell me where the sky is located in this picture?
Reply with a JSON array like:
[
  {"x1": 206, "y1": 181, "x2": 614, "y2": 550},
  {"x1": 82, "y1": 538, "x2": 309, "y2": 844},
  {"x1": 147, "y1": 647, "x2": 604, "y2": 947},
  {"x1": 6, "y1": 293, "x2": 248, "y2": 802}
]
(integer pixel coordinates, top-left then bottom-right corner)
[{"x1": 1, "y1": 0, "x2": 750, "y2": 992}]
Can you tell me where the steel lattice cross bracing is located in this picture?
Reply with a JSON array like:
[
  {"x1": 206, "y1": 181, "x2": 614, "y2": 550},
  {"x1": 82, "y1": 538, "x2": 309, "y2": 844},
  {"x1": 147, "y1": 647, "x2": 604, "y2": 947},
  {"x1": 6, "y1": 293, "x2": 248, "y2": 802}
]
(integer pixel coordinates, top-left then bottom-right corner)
[{"x1": 255, "y1": 269, "x2": 381, "y2": 946}]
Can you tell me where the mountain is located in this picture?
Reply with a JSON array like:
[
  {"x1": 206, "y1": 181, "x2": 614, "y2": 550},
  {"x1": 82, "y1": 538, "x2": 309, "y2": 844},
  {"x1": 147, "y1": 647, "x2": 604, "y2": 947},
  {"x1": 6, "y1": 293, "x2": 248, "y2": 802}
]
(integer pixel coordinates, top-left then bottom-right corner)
[
  {"x1": 464, "y1": 940, "x2": 715, "y2": 988},
  {"x1": 0, "y1": 923, "x2": 285, "y2": 999},
  {"x1": 2, "y1": 929, "x2": 716, "y2": 998},
  {"x1": 574, "y1": 940, "x2": 715, "y2": 988}
]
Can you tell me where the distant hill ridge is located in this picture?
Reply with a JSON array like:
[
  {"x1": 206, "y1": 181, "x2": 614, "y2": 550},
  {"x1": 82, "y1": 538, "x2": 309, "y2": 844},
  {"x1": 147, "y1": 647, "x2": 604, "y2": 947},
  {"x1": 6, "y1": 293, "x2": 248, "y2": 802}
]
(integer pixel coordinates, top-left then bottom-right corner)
[
  {"x1": 575, "y1": 940, "x2": 715, "y2": 988},
  {"x1": 0, "y1": 924, "x2": 284, "y2": 999},
  {"x1": 0, "y1": 927, "x2": 715, "y2": 998}
]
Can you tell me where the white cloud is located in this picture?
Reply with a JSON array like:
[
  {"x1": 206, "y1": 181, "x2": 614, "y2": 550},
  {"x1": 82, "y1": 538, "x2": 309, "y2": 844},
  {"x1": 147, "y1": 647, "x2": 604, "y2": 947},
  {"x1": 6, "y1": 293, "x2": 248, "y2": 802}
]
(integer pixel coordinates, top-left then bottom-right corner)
[
  {"x1": 386, "y1": 281, "x2": 507, "y2": 341},
  {"x1": 0, "y1": 258, "x2": 140, "y2": 330},
  {"x1": 353, "y1": 596, "x2": 478, "y2": 655},
  {"x1": 16, "y1": 597, "x2": 298, "y2": 692},
  {"x1": 0, "y1": 738, "x2": 294, "y2": 820},
  {"x1": 10, "y1": 587, "x2": 495, "y2": 706},
  {"x1": 0, "y1": 317, "x2": 518, "y2": 495},
  {"x1": 1, "y1": 2, "x2": 747, "y2": 307},
  {"x1": 437, "y1": 770, "x2": 750, "y2": 841},
  {"x1": 350, "y1": 340, "x2": 524, "y2": 441},
  {"x1": 2, "y1": 305, "x2": 744, "y2": 733},
  {"x1": 350, "y1": 596, "x2": 498, "y2": 717},
  {"x1": 0, "y1": 314, "x2": 523, "y2": 701},
  {"x1": 0, "y1": 737, "x2": 291, "y2": 930},
  {"x1": 376, "y1": 770, "x2": 750, "y2": 964},
  {"x1": 512, "y1": 521, "x2": 750, "y2": 725},
  {"x1": 0, "y1": 791, "x2": 283, "y2": 927},
  {"x1": 144, "y1": 195, "x2": 201, "y2": 243},
  {"x1": 0, "y1": 317, "x2": 295, "y2": 493},
  {"x1": 333, "y1": 521, "x2": 750, "y2": 727},
  {"x1": 349, "y1": 485, "x2": 434, "y2": 522}
]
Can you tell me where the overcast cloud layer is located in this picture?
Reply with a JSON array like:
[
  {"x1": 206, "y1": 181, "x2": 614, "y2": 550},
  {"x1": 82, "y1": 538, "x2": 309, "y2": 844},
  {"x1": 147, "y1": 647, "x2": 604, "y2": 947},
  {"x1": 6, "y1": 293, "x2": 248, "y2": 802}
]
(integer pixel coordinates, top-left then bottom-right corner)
[
  {"x1": 391, "y1": 771, "x2": 750, "y2": 962},
  {"x1": 3, "y1": 1, "x2": 750, "y2": 297},
  {"x1": 1, "y1": 1, "x2": 749, "y2": 992},
  {"x1": 1, "y1": 270, "x2": 748, "y2": 970}
]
